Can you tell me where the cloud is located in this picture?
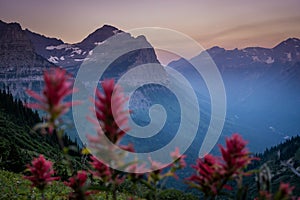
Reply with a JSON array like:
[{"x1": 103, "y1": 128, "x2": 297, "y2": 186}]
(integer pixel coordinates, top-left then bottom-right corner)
[{"x1": 198, "y1": 15, "x2": 300, "y2": 42}]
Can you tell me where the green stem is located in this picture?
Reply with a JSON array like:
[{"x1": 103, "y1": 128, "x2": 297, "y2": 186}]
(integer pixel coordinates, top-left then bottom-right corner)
[
  {"x1": 105, "y1": 191, "x2": 109, "y2": 200},
  {"x1": 56, "y1": 128, "x2": 75, "y2": 175},
  {"x1": 112, "y1": 183, "x2": 117, "y2": 200},
  {"x1": 41, "y1": 190, "x2": 45, "y2": 200}
]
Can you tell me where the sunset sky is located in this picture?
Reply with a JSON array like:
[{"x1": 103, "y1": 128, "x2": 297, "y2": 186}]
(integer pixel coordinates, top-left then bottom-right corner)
[{"x1": 0, "y1": 0, "x2": 299, "y2": 59}]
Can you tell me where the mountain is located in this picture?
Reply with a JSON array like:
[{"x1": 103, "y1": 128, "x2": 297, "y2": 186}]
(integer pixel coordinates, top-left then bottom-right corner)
[
  {"x1": 201, "y1": 37, "x2": 300, "y2": 70},
  {"x1": 24, "y1": 24, "x2": 122, "y2": 68},
  {"x1": 1, "y1": 19, "x2": 299, "y2": 153},
  {"x1": 0, "y1": 20, "x2": 162, "y2": 94},
  {"x1": 76, "y1": 24, "x2": 122, "y2": 50},
  {"x1": 0, "y1": 20, "x2": 165, "y2": 142},
  {"x1": 25, "y1": 24, "x2": 159, "y2": 72},
  {"x1": 0, "y1": 20, "x2": 54, "y2": 99},
  {"x1": 24, "y1": 28, "x2": 64, "y2": 60},
  {"x1": 169, "y1": 38, "x2": 300, "y2": 152}
]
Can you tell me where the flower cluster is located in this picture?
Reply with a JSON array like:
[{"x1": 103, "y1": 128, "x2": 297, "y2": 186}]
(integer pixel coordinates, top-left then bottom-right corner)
[
  {"x1": 23, "y1": 155, "x2": 59, "y2": 191},
  {"x1": 94, "y1": 79, "x2": 129, "y2": 144},
  {"x1": 170, "y1": 147, "x2": 187, "y2": 169},
  {"x1": 22, "y1": 67, "x2": 299, "y2": 200},
  {"x1": 87, "y1": 79, "x2": 134, "y2": 166},
  {"x1": 187, "y1": 133, "x2": 256, "y2": 197},
  {"x1": 187, "y1": 154, "x2": 225, "y2": 196},
  {"x1": 255, "y1": 182, "x2": 298, "y2": 200},
  {"x1": 89, "y1": 155, "x2": 112, "y2": 183},
  {"x1": 64, "y1": 170, "x2": 91, "y2": 199},
  {"x1": 26, "y1": 67, "x2": 75, "y2": 133},
  {"x1": 220, "y1": 133, "x2": 254, "y2": 176}
]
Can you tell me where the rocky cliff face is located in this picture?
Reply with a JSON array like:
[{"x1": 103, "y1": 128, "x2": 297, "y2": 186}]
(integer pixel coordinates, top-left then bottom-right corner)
[
  {"x1": 0, "y1": 20, "x2": 54, "y2": 99},
  {"x1": 26, "y1": 24, "x2": 160, "y2": 72},
  {"x1": 0, "y1": 20, "x2": 165, "y2": 100}
]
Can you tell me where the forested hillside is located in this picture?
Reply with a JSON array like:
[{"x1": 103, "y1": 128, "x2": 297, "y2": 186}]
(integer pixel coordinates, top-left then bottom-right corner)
[{"x1": 0, "y1": 88, "x2": 83, "y2": 176}]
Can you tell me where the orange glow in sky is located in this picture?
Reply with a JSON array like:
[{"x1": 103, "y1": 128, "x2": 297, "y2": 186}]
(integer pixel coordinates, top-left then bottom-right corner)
[{"x1": 0, "y1": 0, "x2": 299, "y2": 59}]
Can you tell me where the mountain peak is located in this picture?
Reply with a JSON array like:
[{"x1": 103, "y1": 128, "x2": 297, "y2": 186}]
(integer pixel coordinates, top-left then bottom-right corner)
[
  {"x1": 0, "y1": 20, "x2": 6, "y2": 27},
  {"x1": 77, "y1": 24, "x2": 122, "y2": 49},
  {"x1": 274, "y1": 37, "x2": 300, "y2": 49},
  {"x1": 285, "y1": 37, "x2": 300, "y2": 43},
  {"x1": 0, "y1": 21, "x2": 23, "y2": 37},
  {"x1": 207, "y1": 46, "x2": 226, "y2": 56},
  {"x1": 0, "y1": 20, "x2": 31, "y2": 50},
  {"x1": 0, "y1": 20, "x2": 21, "y2": 27},
  {"x1": 101, "y1": 24, "x2": 119, "y2": 31},
  {"x1": 24, "y1": 28, "x2": 64, "y2": 43}
]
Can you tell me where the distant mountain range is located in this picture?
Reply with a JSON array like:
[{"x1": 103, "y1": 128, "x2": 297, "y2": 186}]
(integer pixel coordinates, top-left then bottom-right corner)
[
  {"x1": 169, "y1": 37, "x2": 300, "y2": 153},
  {"x1": 24, "y1": 24, "x2": 123, "y2": 68},
  {"x1": 1, "y1": 19, "x2": 300, "y2": 153},
  {"x1": 170, "y1": 37, "x2": 300, "y2": 104},
  {"x1": 0, "y1": 20, "x2": 160, "y2": 99},
  {"x1": 1, "y1": 19, "x2": 300, "y2": 191}
]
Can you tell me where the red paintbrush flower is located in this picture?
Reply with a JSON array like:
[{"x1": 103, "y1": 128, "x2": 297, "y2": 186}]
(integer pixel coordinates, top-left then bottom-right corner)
[
  {"x1": 64, "y1": 170, "x2": 88, "y2": 189},
  {"x1": 275, "y1": 182, "x2": 295, "y2": 200},
  {"x1": 26, "y1": 67, "x2": 76, "y2": 133},
  {"x1": 64, "y1": 170, "x2": 91, "y2": 199},
  {"x1": 187, "y1": 154, "x2": 224, "y2": 196},
  {"x1": 187, "y1": 134, "x2": 255, "y2": 197},
  {"x1": 23, "y1": 155, "x2": 59, "y2": 191},
  {"x1": 120, "y1": 143, "x2": 135, "y2": 152},
  {"x1": 89, "y1": 155, "x2": 125, "y2": 187},
  {"x1": 127, "y1": 163, "x2": 147, "y2": 180},
  {"x1": 87, "y1": 79, "x2": 133, "y2": 172},
  {"x1": 89, "y1": 155, "x2": 112, "y2": 182},
  {"x1": 219, "y1": 133, "x2": 254, "y2": 175},
  {"x1": 256, "y1": 182, "x2": 296, "y2": 200},
  {"x1": 171, "y1": 147, "x2": 187, "y2": 169},
  {"x1": 94, "y1": 79, "x2": 130, "y2": 144}
]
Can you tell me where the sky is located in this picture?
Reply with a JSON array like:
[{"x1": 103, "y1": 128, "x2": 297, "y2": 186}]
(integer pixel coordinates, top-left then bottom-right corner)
[{"x1": 0, "y1": 0, "x2": 300, "y2": 60}]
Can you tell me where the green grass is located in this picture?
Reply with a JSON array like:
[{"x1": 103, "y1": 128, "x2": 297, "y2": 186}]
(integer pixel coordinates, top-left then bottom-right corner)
[
  {"x1": 0, "y1": 170, "x2": 70, "y2": 200},
  {"x1": 0, "y1": 170, "x2": 145, "y2": 200}
]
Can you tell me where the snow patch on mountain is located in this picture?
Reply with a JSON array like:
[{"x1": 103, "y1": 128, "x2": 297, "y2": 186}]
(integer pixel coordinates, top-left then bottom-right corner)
[
  {"x1": 287, "y1": 52, "x2": 292, "y2": 61},
  {"x1": 46, "y1": 44, "x2": 71, "y2": 50},
  {"x1": 71, "y1": 47, "x2": 82, "y2": 55},
  {"x1": 48, "y1": 56, "x2": 59, "y2": 63},
  {"x1": 74, "y1": 58, "x2": 89, "y2": 62},
  {"x1": 265, "y1": 57, "x2": 274, "y2": 64},
  {"x1": 94, "y1": 41, "x2": 106, "y2": 46},
  {"x1": 113, "y1": 30, "x2": 120, "y2": 34},
  {"x1": 252, "y1": 56, "x2": 260, "y2": 62}
]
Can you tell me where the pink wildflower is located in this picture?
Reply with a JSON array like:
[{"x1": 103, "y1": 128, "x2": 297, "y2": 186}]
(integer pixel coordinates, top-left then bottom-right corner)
[
  {"x1": 171, "y1": 147, "x2": 187, "y2": 169},
  {"x1": 275, "y1": 182, "x2": 295, "y2": 200},
  {"x1": 65, "y1": 170, "x2": 88, "y2": 188},
  {"x1": 89, "y1": 155, "x2": 112, "y2": 182},
  {"x1": 64, "y1": 170, "x2": 91, "y2": 199},
  {"x1": 23, "y1": 155, "x2": 59, "y2": 191},
  {"x1": 127, "y1": 163, "x2": 147, "y2": 180},
  {"x1": 94, "y1": 79, "x2": 130, "y2": 144},
  {"x1": 26, "y1": 67, "x2": 75, "y2": 133},
  {"x1": 187, "y1": 134, "x2": 255, "y2": 197},
  {"x1": 120, "y1": 143, "x2": 135, "y2": 152},
  {"x1": 219, "y1": 133, "x2": 254, "y2": 175},
  {"x1": 187, "y1": 154, "x2": 224, "y2": 196}
]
